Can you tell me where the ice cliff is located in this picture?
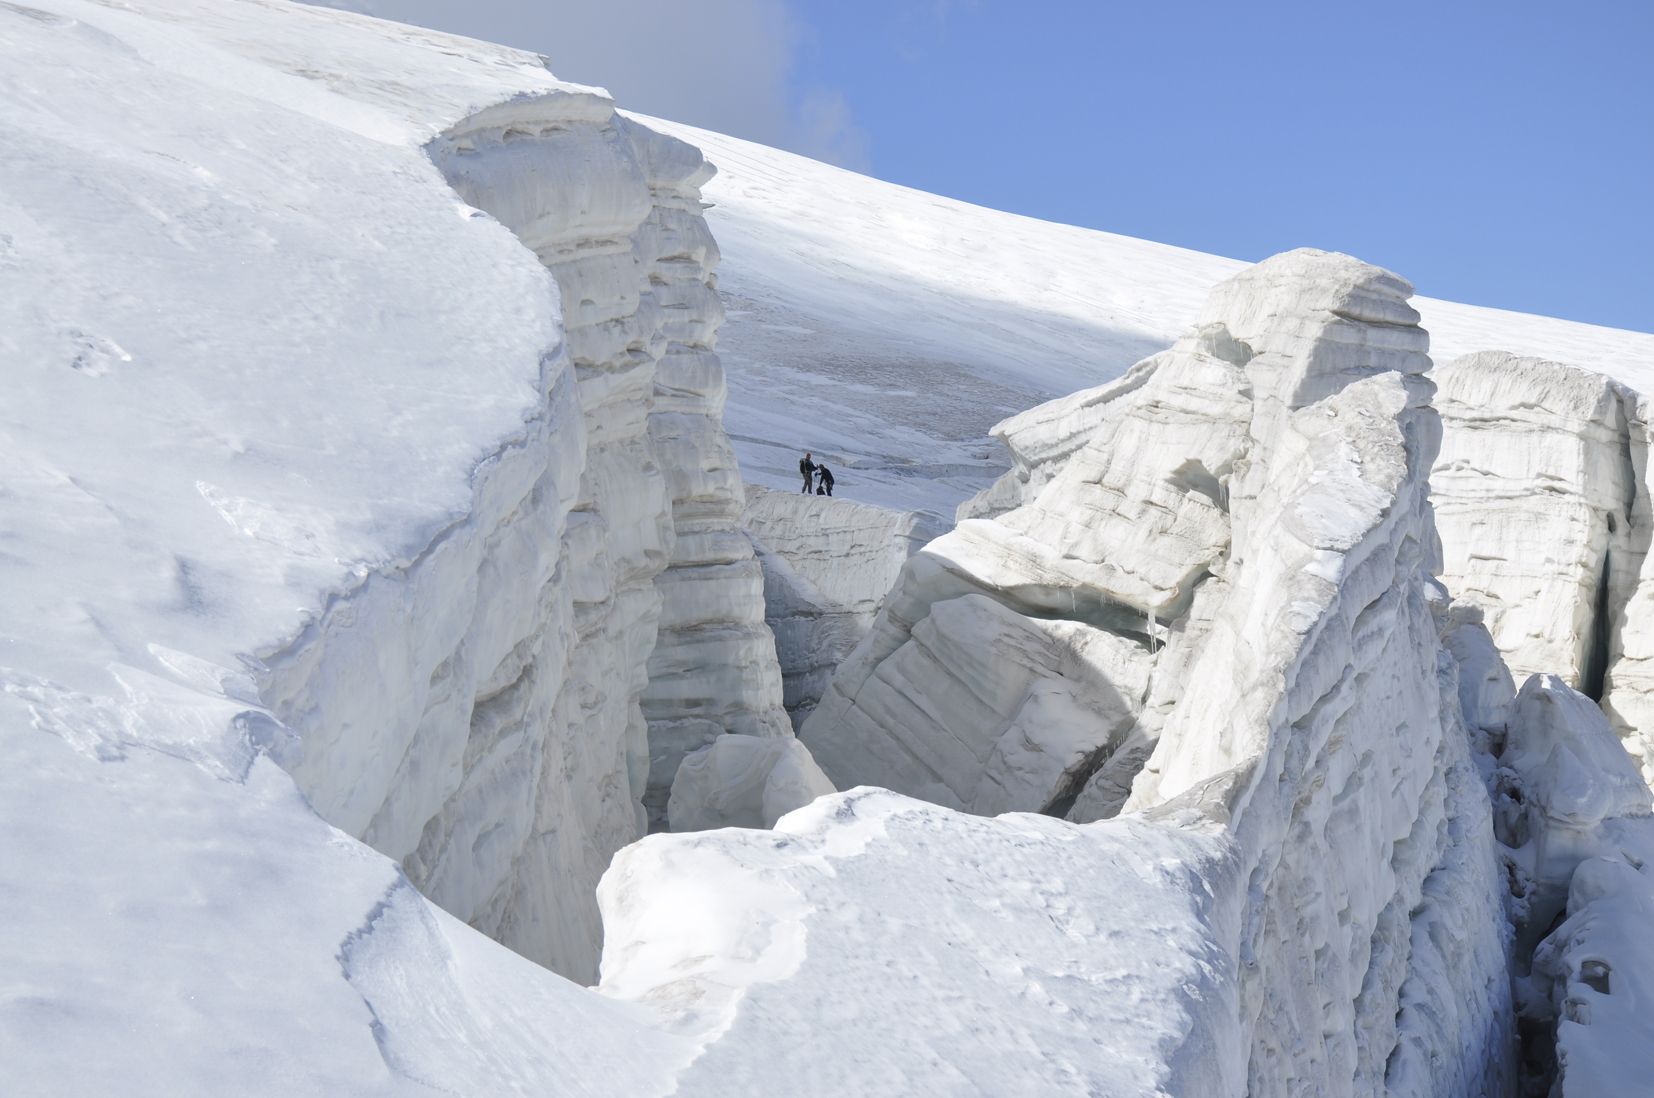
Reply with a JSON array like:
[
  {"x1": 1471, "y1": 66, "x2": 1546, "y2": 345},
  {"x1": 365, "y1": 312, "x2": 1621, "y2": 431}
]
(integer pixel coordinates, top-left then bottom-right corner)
[
  {"x1": 253, "y1": 49, "x2": 799, "y2": 981},
  {"x1": 1, "y1": 0, "x2": 803, "y2": 1013},
  {"x1": 743, "y1": 484, "x2": 949, "y2": 729},
  {"x1": 1431, "y1": 351, "x2": 1654, "y2": 790},
  {"x1": 795, "y1": 249, "x2": 1517, "y2": 1093}
]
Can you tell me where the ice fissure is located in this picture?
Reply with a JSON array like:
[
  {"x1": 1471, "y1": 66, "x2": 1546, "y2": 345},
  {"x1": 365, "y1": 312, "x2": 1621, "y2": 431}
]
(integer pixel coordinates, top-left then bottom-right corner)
[{"x1": 257, "y1": 88, "x2": 808, "y2": 983}]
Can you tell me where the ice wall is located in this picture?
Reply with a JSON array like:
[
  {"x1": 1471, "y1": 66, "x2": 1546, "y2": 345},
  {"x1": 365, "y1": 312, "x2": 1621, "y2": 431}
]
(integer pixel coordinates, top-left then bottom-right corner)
[
  {"x1": 640, "y1": 219, "x2": 795, "y2": 825},
  {"x1": 1432, "y1": 353, "x2": 1642, "y2": 692},
  {"x1": 794, "y1": 249, "x2": 1516, "y2": 1094},
  {"x1": 265, "y1": 71, "x2": 789, "y2": 976},
  {"x1": 1432, "y1": 351, "x2": 1654, "y2": 792},
  {"x1": 743, "y1": 485, "x2": 948, "y2": 729},
  {"x1": 0, "y1": 0, "x2": 708, "y2": 1086}
]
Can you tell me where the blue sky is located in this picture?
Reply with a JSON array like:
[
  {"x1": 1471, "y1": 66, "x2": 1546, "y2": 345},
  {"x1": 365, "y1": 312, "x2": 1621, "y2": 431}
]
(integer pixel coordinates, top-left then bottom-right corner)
[{"x1": 321, "y1": 0, "x2": 1652, "y2": 333}]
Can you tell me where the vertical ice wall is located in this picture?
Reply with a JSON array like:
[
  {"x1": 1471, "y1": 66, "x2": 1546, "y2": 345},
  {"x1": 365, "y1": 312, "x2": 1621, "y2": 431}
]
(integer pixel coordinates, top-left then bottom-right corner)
[
  {"x1": 742, "y1": 485, "x2": 948, "y2": 730},
  {"x1": 1431, "y1": 351, "x2": 1654, "y2": 788},
  {"x1": 263, "y1": 91, "x2": 789, "y2": 981},
  {"x1": 797, "y1": 250, "x2": 1516, "y2": 1094},
  {"x1": 1120, "y1": 256, "x2": 1515, "y2": 1096},
  {"x1": 638, "y1": 175, "x2": 794, "y2": 825}
]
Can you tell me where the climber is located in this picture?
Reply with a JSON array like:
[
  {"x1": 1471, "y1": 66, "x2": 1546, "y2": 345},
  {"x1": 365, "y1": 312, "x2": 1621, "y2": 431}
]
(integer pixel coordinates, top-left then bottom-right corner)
[
  {"x1": 816, "y1": 464, "x2": 834, "y2": 496},
  {"x1": 800, "y1": 451, "x2": 816, "y2": 493}
]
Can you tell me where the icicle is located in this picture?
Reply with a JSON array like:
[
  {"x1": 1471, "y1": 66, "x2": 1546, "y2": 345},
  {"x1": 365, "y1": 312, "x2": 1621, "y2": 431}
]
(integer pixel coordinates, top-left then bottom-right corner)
[{"x1": 1148, "y1": 608, "x2": 1157, "y2": 654}]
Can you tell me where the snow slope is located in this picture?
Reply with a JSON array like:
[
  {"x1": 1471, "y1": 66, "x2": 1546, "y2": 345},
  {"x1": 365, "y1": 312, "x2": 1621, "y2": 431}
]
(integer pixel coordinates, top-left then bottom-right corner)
[{"x1": 636, "y1": 115, "x2": 1654, "y2": 519}]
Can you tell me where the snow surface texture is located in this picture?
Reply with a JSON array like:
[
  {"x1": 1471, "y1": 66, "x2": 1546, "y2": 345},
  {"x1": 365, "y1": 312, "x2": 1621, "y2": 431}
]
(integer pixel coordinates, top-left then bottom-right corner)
[
  {"x1": 800, "y1": 249, "x2": 1516, "y2": 1094},
  {"x1": 636, "y1": 115, "x2": 1654, "y2": 523},
  {"x1": 743, "y1": 484, "x2": 948, "y2": 729},
  {"x1": 598, "y1": 788, "x2": 1248, "y2": 1097}
]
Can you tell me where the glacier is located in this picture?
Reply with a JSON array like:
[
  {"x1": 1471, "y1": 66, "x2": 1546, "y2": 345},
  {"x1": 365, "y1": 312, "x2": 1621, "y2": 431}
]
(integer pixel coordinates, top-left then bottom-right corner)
[{"x1": 5, "y1": 1, "x2": 1654, "y2": 1095}]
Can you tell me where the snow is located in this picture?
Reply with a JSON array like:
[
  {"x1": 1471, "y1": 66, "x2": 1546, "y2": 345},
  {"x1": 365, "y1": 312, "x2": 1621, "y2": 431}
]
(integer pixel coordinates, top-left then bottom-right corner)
[
  {"x1": 1432, "y1": 351, "x2": 1638, "y2": 687},
  {"x1": 1, "y1": 0, "x2": 760, "y2": 1084},
  {"x1": 1477, "y1": 671, "x2": 1654, "y2": 1096},
  {"x1": 744, "y1": 484, "x2": 951, "y2": 728},
  {"x1": 0, "y1": 0, "x2": 566, "y2": 704},
  {"x1": 635, "y1": 115, "x2": 1654, "y2": 522},
  {"x1": 797, "y1": 251, "x2": 1514, "y2": 1094},
  {"x1": 0, "y1": 712, "x2": 691, "y2": 1097},
  {"x1": 665, "y1": 733, "x2": 835, "y2": 832},
  {"x1": 6, "y1": 0, "x2": 1654, "y2": 1093},
  {"x1": 598, "y1": 788, "x2": 1246, "y2": 1097}
]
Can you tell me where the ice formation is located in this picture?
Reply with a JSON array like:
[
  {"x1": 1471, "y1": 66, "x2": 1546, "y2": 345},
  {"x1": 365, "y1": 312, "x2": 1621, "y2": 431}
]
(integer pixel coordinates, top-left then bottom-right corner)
[
  {"x1": 0, "y1": 0, "x2": 809, "y2": 1006},
  {"x1": 801, "y1": 249, "x2": 1517, "y2": 1092},
  {"x1": 638, "y1": 114, "x2": 1654, "y2": 524},
  {"x1": 1451, "y1": 649, "x2": 1654, "y2": 1095},
  {"x1": 6, "y1": 1, "x2": 1654, "y2": 1094},
  {"x1": 743, "y1": 485, "x2": 948, "y2": 728},
  {"x1": 665, "y1": 733, "x2": 835, "y2": 832},
  {"x1": 1431, "y1": 350, "x2": 1654, "y2": 790}
]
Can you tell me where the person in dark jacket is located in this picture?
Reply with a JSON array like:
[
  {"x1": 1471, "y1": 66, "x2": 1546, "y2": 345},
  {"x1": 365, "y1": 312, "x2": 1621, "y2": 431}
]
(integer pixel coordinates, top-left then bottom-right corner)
[
  {"x1": 816, "y1": 464, "x2": 834, "y2": 496},
  {"x1": 800, "y1": 452, "x2": 816, "y2": 493}
]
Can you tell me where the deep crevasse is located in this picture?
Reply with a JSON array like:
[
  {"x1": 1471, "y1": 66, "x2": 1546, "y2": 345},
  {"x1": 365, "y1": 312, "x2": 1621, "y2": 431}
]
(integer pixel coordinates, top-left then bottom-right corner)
[{"x1": 261, "y1": 91, "x2": 794, "y2": 980}]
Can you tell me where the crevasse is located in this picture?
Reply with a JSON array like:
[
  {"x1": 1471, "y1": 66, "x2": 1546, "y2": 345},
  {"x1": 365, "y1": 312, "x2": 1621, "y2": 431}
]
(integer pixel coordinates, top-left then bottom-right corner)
[{"x1": 260, "y1": 88, "x2": 790, "y2": 982}]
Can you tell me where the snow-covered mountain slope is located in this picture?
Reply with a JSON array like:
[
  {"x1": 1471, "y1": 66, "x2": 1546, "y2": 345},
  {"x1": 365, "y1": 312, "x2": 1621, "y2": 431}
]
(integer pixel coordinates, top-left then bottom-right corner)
[{"x1": 636, "y1": 115, "x2": 1654, "y2": 520}]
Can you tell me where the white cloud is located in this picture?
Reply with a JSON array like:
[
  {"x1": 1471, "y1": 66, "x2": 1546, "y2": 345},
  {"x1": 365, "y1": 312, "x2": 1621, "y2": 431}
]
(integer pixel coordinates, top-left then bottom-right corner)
[
  {"x1": 306, "y1": 0, "x2": 866, "y2": 168},
  {"x1": 793, "y1": 88, "x2": 871, "y2": 173}
]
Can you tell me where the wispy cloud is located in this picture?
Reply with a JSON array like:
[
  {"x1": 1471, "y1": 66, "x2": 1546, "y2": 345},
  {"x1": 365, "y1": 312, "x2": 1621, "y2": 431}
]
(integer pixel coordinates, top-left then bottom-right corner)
[
  {"x1": 305, "y1": 0, "x2": 869, "y2": 171},
  {"x1": 792, "y1": 88, "x2": 872, "y2": 173}
]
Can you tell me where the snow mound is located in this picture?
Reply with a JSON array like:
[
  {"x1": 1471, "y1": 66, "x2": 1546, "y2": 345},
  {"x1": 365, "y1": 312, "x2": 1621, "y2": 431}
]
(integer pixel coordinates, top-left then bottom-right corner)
[{"x1": 666, "y1": 733, "x2": 835, "y2": 832}]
